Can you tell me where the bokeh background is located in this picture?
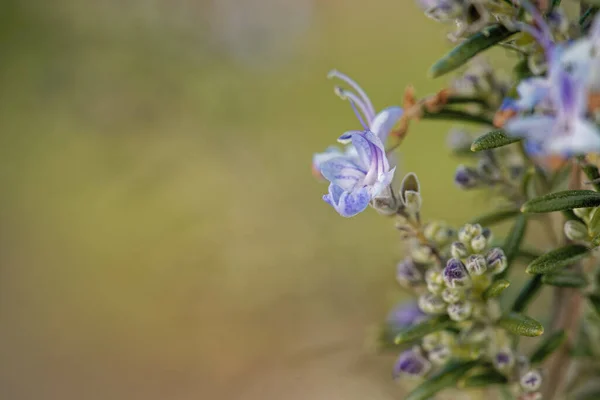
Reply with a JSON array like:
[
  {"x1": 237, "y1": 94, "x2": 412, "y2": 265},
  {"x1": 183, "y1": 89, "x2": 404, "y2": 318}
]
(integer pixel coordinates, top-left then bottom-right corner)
[{"x1": 0, "y1": 1, "x2": 510, "y2": 399}]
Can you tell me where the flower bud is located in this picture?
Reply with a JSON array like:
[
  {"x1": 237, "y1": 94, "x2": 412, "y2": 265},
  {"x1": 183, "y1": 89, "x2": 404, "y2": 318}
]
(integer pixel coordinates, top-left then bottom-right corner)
[
  {"x1": 492, "y1": 348, "x2": 515, "y2": 373},
  {"x1": 454, "y1": 165, "x2": 482, "y2": 189},
  {"x1": 428, "y1": 345, "x2": 451, "y2": 366},
  {"x1": 372, "y1": 190, "x2": 399, "y2": 216},
  {"x1": 477, "y1": 157, "x2": 499, "y2": 181},
  {"x1": 422, "y1": 332, "x2": 441, "y2": 352},
  {"x1": 465, "y1": 254, "x2": 487, "y2": 276},
  {"x1": 486, "y1": 248, "x2": 507, "y2": 275},
  {"x1": 447, "y1": 300, "x2": 472, "y2": 321},
  {"x1": 404, "y1": 190, "x2": 422, "y2": 215},
  {"x1": 396, "y1": 257, "x2": 423, "y2": 288},
  {"x1": 411, "y1": 245, "x2": 434, "y2": 264},
  {"x1": 451, "y1": 241, "x2": 469, "y2": 259},
  {"x1": 564, "y1": 220, "x2": 589, "y2": 241},
  {"x1": 574, "y1": 207, "x2": 593, "y2": 220},
  {"x1": 418, "y1": 293, "x2": 447, "y2": 315},
  {"x1": 457, "y1": 227, "x2": 471, "y2": 244},
  {"x1": 460, "y1": 323, "x2": 488, "y2": 344},
  {"x1": 443, "y1": 258, "x2": 471, "y2": 288},
  {"x1": 434, "y1": 227, "x2": 455, "y2": 245},
  {"x1": 520, "y1": 370, "x2": 542, "y2": 392},
  {"x1": 426, "y1": 269, "x2": 444, "y2": 294},
  {"x1": 393, "y1": 347, "x2": 431, "y2": 379},
  {"x1": 470, "y1": 234, "x2": 487, "y2": 253},
  {"x1": 387, "y1": 301, "x2": 427, "y2": 330},
  {"x1": 441, "y1": 287, "x2": 463, "y2": 304}
]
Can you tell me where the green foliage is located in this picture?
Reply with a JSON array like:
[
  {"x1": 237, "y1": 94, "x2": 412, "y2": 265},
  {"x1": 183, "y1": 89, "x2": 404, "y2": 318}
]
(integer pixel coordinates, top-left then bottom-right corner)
[
  {"x1": 483, "y1": 279, "x2": 510, "y2": 300},
  {"x1": 405, "y1": 361, "x2": 478, "y2": 400},
  {"x1": 429, "y1": 25, "x2": 514, "y2": 78},
  {"x1": 530, "y1": 330, "x2": 567, "y2": 364},
  {"x1": 470, "y1": 130, "x2": 521, "y2": 152},
  {"x1": 498, "y1": 313, "x2": 544, "y2": 337},
  {"x1": 526, "y1": 245, "x2": 590, "y2": 275},
  {"x1": 521, "y1": 190, "x2": 600, "y2": 213},
  {"x1": 394, "y1": 315, "x2": 453, "y2": 344},
  {"x1": 459, "y1": 369, "x2": 508, "y2": 388},
  {"x1": 511, "y1": 275, "x2": 543, "y2": 313},
  {"x1": 470, "y1": 208, "x2": 521, "y2": 226},
  {"x1": 498, "y1": 214, "x2": 528, "y2": 278},
  {"x1": 541, "y1": 271, "x2": 589, "y2": 288}
]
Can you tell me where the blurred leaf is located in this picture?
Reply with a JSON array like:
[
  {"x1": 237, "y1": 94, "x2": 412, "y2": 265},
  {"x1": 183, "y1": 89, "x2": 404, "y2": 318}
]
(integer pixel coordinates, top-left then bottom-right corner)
[
  {"x1": 484, "y1": 279, "x2": 510, "y2": 300},
  {"x1": 405, "y1": 361, "x2": 478, "y2": 400},
  {"x1": 394, "y1": 315, "x2": 452, "y2": 344},
  {"x1": 459, "y1": 369, "x2": 508, "y2": 388},
  {"x1": 541, "y1": 271, "x2": 589, "y2": 288},
  {"x1": 550, "y1": 162, "x2": 572, "y2": 191},
  {"x1": 579, "y1": 158, "x2": 600, "y2": 191},
  {"x1": 471, "y1": 130, "x2": 520, "y2": 152},
  {"x1": 574, "y1": 388, "x2": 600, "y2": 400},
  {"x1": 521, "y1": 190, "x2": 600, "y2": 213},
  {"x1": 470, "y1": 208, "x2": 520, "y2": 226},
  {"x1": 498, "y1": 214, "x2": 528, "y2": 278},
  {"x1": 526, "y1": 245, "x2": 590, "y2": 274},
  {"x1": 429, "y1": 25, "x2": 514, "y2": 78},
  {"x1": 500, "y1": 386, "x2": 516, "y2": 400},
  {"x1": 589, "y1": 294, "x2": 600, "y2": 318},
  {"x1": 498, "y1": 312, "x2": 544, "y2": 337},
  {"x1": 511, "y1": 275, "x2": 543, "y2": 313},
  {"x1": 516, "y1": 247, "x2": 543, "y2": 263},
  {"x1": 422, "y1": 109, "x2": 493, "y2": 125},
  {"x1": 530, "y1": 330, "x2": 566, "y2": 364}
]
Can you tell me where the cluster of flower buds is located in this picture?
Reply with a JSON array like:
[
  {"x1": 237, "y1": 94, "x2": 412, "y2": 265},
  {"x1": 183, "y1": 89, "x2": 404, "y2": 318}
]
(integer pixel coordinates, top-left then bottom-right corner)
[{"x1": 564, "y1": 207, "x2": 600, "y2": 245}]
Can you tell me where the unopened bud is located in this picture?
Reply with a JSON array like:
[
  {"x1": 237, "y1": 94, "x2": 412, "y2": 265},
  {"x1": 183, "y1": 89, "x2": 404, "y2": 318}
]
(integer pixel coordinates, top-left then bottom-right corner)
[
  {"x1": 393, "y1": 347, "x2": 431, "y2": 379},
  {"x1": 447, "y1": 300, "x2": 472, "y2": 321},
  {"x1": 471, "y1": 234, "x2": 487, "y2": 252},
  {"x1": 418, "y1": 293, "x2": 447, "y2": 315},
  {"x1": 451, "y1": 241, "x2": 469, "y2": 259},
  {"x1": 441, "y1": 287, "x2": 463, "y2": 304},
  {"x1": 428, "y1": 345, "x2": 451, "y2": 366},
  {"x1": 443, "y1": 258, "x2": 471, "y2": 288},
  {"x1": 404, "y1": 190, "x2": 422, "y2": 215},
  {"x1": 574, "y1": 207, "x2": 593, "y2": 220},
  {"x1": 465, "y1": 254, "x2": 487, "y2": 276},
  {"x1": 520, "y1": 370, "x2": 542, "y2": 392},
  {"x1": 486, "y1": 248, "x2": 507, "y2": 275},
  {"x1": 564, "y1": 220, "x2": 589, "y2": 241},
  {"x1": 454, "y1": 165, "x2": 482, "y2": 189},
  {"x1": 426, "y1": 269, "x2": 444, "y2": 294},
  {"x1": 492, "y1": 348, "x2": 515, "y2": 373},
  {"x1": 412, "y1": 245, "x2": 434, "y2": 264},
  {"x1": 396, "y1": 257, "x2": 423, "y2": 288}
]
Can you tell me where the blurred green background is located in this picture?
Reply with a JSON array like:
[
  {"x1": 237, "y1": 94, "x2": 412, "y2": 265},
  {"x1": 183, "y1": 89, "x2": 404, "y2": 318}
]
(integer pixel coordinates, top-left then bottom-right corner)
[{"x1": 0, "y1": 1, "x2": 496, "y2": 399}]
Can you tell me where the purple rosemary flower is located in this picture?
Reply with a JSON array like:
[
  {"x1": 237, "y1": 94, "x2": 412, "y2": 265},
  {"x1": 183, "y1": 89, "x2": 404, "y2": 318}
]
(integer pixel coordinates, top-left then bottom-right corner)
[
  {"x1": 393, "y1": 347, "x2": 431, "y2": 379},
  {"x1": 387, "y1": 301, "x2": 427, "y2": 329},
  {"x1": 443, "y1": 258, "x2": 471, "y2": 288}
]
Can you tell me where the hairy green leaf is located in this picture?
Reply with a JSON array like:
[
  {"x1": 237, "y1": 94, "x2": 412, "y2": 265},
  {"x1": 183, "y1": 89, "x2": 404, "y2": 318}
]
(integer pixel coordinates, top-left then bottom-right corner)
[
  {"x1": 521, "y1": 190, "x2": 600, "y2": 213},
  {"x1": 511, "y1": 275, "x2": 543, "y2": 313},
  {"x1": 471, "y1": 130, "x2": 521, "y2": 152},
  {"x1": 530, "y1": 330, "x2": 566, "y2": 364},
  {"x1": 484, "y1": 279, "x2": 510, "y2": 300},
  {"x1": 470, "y1": 208, "x2": 521, "y2": 226},
  {"x1": 405, "y1": 361, "x2": 478, "y2": 400},
  {"x1": 498, "y1": 312, "x2": 544, "y2": 337},
  {"x1": 541, "y1": 271, "x2": 589, "y2": 288},
  {"x1": 429, "y1": 25, "x2": 514, "y2": 78},
  {"x1": 394, "y1": 315, "x2": 452, "y2": 344},
  {"x1": 526, "y1": 245, "x2": 590, "y2": 275}
]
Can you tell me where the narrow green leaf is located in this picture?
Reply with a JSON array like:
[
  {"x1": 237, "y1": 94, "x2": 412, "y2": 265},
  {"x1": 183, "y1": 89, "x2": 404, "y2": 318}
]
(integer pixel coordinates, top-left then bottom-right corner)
[
  {"x1": 541, "y1": 271, "x2": 589, "y2": 288},
  {"x1": 530, "y1": 330, "x2": 566, "y2": 364},
  {"x1": 459, "y1": 369, "x2": 508, "y2": 388},
  {"x1": 429, "y1": 25, "x2": 514, "y2": 78},
  {"x1": 521, "y1": 190, "x2": 600, "y2": 213},
  {"x1": 511, "y1": 275, "x2": 543, "y2": 313},
  {"x1": 498, "y1": 214, "x2": 528, "y2": 278},
  {"x1": 471, "y1": 130, "x2": 521, "y2": 152},
  {"x1": 498, "y1": 312, "x2": 544, "y2": 337},
  {"x1": 588, "y1": 294, "x2": 600, "y2": 317},
  {"x1": 422, "y1": 109, "x2": 493, "y2": 125},
  {"x1": 484, "y1": 279, "x2": 511, "y2": 300},
  {"x1": 470, "y1": 208, "x2": 521, "y2": 226},
  {"x1": 405, "y1": 361, "x2": 478, "y2": 400},
  {"x1": 526, "y1": 245, "x2": 590, "y2": 275},
  {"x1": 394, "y1": 315, "x2": 452, "y2": 344}
]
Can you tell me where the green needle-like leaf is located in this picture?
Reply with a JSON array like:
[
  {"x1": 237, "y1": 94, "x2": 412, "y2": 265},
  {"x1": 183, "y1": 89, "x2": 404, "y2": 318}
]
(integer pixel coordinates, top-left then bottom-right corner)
[
  {"x1": 526, "y1": 245, "x2": 590, "y2": 275},
  {"x1": 471, "y1": 130, "x2": 521, "y2": 152},
  {"x1": 541, "y1": 271, "x2": 589, "y2": 288},
  {"x1": 498, "y1": 313, "x2": 544, "y2": 337},
  {"x1": 429, "y1": 25, "x2": 514, "y2": 78},
  {"x1": 521, "y1": 190, "x2": 600, "y2": 213},
  {"x1": 511, "y1": 275, "x2": 543, "y2": 313},
  {"x1": 470, "y1": 208, "x2": 521, "y2": 226},
  {"x1": 459, "y1": 369, "x2": 508, "y2": 388},
  {"x1": 405, "y1": 361, "x2": 478, "y2": 400},
  {"x1": 483, "y1": 279, "x2": 511, "y2": 300},
  {"x1": 530, "y1": 330, "x2": 566, "y2": 364},
  {"x1": 394, "y1": 315, "x2": 452, "y2": 344},
  {"x1": 498, "y1": 214, "x2": 528, "y2": 278}
]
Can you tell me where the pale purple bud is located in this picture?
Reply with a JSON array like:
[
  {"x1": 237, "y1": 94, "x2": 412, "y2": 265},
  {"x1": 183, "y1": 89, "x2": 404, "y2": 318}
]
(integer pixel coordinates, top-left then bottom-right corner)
[
  {"x1": 418, "y1": 293, "x2": 447, "y2": 315},
  {"x1": 465, "y1": 254, "x2": 487, "y2": 276},
  {"x1": 443, "y1": 258, "x2": 471, "y2": 288},
  {"x1": 492, "y1": 348, "x2": 515, "y2": 373},
  {"x1": 451, "y1": 241, "x2": 469, "y2": 259},
  {"x1": 486, "y1": 248, "x2": 507, "y2": 275},
  {"x1": 396, "y1": 257, "x2": 423, "y2": 288},
  {"x1": 393, "y1": 347, "x2": 432, "y2": 378},
  {"x1": 387, "y1": 302, "x2": 427, "y2": 329},
  {"x1": 455, "y1": 165, "x2": 482, "y2": 189},
  {"x1": 520, "y1": 370, "x2": 542, "y2": 392},
  {"x1": 447, "y1": 300, "x2": 472, "y2": 321}
]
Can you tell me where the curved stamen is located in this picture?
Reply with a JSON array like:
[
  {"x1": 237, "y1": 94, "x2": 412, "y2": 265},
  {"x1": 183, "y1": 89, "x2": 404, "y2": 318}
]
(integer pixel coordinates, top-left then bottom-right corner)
[
  {"x1": 328, "y1": 70, "x2": 376, "y2": 120},
  {"x1": 347, "y1": 98, "x2": 369, "y2": 131},
  {"x1": 334, "y1": 87, "x2": 373, "y2": 127}
]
